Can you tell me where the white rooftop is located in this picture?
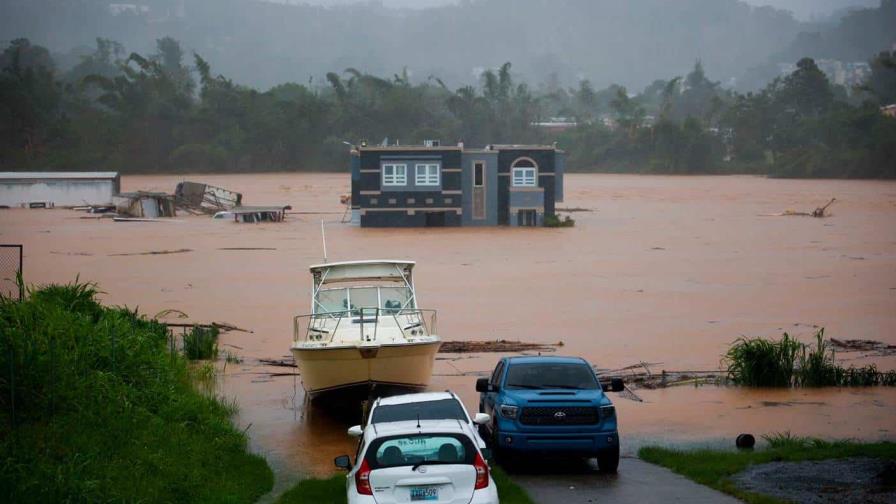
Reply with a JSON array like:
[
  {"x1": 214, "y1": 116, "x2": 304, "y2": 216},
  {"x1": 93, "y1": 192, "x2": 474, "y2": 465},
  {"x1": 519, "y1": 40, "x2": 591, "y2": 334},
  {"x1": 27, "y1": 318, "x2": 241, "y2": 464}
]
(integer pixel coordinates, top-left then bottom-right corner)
[
  {"x1": 365, "y1": 419, "x2": 467, "y2": 437},
  {"x1": 0, "y1": 172, "x2": 119, "y2": 180},
  {"x1": 376, "y1": 391, "x2": 454, "y2": 406}
]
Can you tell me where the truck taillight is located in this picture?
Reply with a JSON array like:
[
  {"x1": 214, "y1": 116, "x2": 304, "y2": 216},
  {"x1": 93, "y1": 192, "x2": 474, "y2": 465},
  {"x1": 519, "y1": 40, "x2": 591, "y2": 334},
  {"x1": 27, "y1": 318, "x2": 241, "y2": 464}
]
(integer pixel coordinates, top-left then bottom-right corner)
[
  {"x1": 474, "y1": 452, "x2": 489, "y2": 490},
  {"x1": 355, "y1": 458, "x2": 372, "y2": 495}
]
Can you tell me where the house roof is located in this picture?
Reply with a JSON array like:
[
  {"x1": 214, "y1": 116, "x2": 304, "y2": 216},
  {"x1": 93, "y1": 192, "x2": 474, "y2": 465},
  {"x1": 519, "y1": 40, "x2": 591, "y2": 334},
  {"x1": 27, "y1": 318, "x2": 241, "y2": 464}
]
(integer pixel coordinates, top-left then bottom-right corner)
[{"x1": 0, "y1": 172, "x2": 119, "y2": 180}]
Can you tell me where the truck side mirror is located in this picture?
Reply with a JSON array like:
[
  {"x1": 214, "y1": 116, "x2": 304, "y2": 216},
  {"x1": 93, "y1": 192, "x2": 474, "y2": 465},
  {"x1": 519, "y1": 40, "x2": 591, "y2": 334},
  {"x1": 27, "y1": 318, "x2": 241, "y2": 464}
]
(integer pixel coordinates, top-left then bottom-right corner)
[
  {"x1": 334, "y1": 455, "x2": 352, "y2": 470},
  {"x1": 473, "y1": 413, "x2": 491, "y2": 425},
  {"x1": 475, "y1": 378, "x2": 492, "y2": 393},
  {"x1": 602, "y1": 378, "x2": 624, "y2": 392}
]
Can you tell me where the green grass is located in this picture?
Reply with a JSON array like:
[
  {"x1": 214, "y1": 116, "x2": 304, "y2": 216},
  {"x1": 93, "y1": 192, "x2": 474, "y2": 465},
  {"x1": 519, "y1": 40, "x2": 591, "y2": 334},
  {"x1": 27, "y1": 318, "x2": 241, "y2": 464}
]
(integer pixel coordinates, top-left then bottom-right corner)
[
  {"x1": 183, "y1": 324, "x2": 220, "y2": 360},
  {"x1": 639, "y1": 436, "x2": 896, "y2": 504},
  {"x1": 275, "y1": 466, "x2": 534, "y2": 504},
  {"x1": 725, "y1": 328, "x2": 896, "y2": 387},
  {"x1": 0, "y1": 280, "x2": 273, "y2": 503}
]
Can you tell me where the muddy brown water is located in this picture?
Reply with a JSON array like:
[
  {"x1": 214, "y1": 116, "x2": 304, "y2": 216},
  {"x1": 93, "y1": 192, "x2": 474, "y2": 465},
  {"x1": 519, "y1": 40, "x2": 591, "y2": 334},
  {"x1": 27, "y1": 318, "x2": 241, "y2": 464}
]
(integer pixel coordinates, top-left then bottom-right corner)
[{"x1": 3, "y1": 173, "x2": 896, "y2": 490}]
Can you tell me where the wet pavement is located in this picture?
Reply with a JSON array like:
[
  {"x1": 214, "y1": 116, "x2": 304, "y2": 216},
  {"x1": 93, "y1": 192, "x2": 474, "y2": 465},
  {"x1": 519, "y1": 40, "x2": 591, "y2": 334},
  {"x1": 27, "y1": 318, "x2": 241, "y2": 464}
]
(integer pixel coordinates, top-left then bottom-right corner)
[{"x1": 510, "y1": 456, "x2": 740, "y2": 503}]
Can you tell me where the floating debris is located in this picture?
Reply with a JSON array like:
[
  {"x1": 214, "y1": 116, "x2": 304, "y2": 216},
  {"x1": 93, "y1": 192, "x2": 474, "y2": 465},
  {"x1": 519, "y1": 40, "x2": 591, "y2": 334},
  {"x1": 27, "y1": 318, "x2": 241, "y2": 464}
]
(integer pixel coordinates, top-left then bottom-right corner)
[
  {"x1": 830, "y1": 338, "x2": 896, "y2": 356},
  {"x1": 438, "y1": 339, "x2": 563, "y2": 353},
  {"x1": 109, "y1": 248, "x2": 193, "y2": 256}
]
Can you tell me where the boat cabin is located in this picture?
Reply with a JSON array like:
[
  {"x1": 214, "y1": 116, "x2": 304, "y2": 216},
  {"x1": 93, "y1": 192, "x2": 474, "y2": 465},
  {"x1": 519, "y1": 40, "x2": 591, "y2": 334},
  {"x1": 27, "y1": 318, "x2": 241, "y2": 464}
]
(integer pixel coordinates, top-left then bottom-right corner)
[{"x1": 295, "y1": 260, "x2": 436, "y2": 345}]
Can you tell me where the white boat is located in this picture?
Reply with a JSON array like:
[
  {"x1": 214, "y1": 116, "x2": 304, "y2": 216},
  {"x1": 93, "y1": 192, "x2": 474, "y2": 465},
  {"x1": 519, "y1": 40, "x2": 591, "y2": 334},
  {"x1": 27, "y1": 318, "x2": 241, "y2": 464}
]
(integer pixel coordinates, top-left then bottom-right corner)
[{"x1": 290, "y1": 260, "x2": 441, "y2": 398}]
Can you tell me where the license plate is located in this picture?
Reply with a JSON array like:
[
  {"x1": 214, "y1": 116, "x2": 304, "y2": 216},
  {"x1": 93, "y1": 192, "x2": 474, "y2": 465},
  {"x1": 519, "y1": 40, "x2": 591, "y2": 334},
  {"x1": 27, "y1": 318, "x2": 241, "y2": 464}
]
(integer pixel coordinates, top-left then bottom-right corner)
[{"x1": 410, "y1": 486, "x2": 439, "y2": 501}]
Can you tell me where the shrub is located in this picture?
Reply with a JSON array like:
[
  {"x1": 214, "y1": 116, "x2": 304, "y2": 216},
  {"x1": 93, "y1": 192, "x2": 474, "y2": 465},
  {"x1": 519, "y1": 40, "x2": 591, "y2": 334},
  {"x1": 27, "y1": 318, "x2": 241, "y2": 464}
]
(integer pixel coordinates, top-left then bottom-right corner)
[{"x1": 544, "y1": 213, "x2": 575, "y2": 227}]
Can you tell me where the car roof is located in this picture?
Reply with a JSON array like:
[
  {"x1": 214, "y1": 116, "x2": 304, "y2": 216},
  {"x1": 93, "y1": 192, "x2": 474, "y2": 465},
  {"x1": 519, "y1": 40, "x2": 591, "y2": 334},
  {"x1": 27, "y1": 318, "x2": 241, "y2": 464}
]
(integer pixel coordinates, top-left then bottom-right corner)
[
  {"x1": 364, "y1": 419, "x2": 469, "y2": 438},
  {"x1": 505, "y1": 355, "x2": 589, "y2": 365},
  {"x1": 375, "y1": 391, "x2": 456, "y2": 406}
]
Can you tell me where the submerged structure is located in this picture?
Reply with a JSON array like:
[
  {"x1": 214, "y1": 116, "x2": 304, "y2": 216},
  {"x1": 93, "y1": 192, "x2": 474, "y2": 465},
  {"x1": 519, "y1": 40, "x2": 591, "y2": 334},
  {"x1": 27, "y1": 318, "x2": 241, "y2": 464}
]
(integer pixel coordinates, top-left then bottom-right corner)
[
  {"x1": 350, "y1": 143, "x2": 564, "y2": 227},
  {"x1": 113, "y1": 192, "x2": 176, "y2": 218},
  {"x1": 0, "y1": 172, "x2": 120, "y2": 208}
]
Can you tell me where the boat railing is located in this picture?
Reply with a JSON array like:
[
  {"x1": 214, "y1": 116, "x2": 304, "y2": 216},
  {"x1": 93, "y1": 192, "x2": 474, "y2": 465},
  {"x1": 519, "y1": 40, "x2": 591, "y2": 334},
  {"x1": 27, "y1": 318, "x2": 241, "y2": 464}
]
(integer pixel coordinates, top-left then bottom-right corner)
[{"x1": 293, "y1": 308, "x2": 437, "y2": 343}]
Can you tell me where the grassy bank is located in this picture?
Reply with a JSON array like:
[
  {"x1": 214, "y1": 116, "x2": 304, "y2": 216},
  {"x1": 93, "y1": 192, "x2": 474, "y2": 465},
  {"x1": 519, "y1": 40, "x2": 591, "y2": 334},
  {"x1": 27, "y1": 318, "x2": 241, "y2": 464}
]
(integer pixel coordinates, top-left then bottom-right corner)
[
  {"x1": 0, "y1": 281, "x2": 273, "y2": 502},
  {"x1": 276, "y1": 466, "x2": 534, "y2": 504},
  {"x1": 639, "y1": 435, "x2": 896, "y2": 504}
]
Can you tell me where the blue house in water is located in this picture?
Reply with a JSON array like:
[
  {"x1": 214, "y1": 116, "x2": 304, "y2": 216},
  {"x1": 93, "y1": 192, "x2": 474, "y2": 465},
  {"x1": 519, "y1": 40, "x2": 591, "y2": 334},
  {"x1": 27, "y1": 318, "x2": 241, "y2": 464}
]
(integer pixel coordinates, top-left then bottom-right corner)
[{"x1": 350, "y1": 142, "x2": 564, "y2": 227}]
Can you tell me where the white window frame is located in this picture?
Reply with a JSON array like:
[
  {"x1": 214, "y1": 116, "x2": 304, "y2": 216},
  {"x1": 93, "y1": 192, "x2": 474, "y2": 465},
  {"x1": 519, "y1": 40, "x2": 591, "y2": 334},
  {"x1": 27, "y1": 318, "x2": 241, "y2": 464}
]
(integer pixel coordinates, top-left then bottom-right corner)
[
  {"x1": 512, "y1": 167, "x2": 537, "y2": 187},
  {"x1": 415, "y1": 163, "x2": 440, "y2": 186},
  {"x1": 382, "y1": 164, "x2": 407, "y2": 186}
]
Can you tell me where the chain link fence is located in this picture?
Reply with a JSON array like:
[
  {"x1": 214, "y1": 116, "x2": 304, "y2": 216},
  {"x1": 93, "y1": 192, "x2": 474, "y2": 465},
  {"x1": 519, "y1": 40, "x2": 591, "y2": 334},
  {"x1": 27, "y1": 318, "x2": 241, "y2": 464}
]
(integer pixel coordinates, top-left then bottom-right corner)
[{"x1": 0, "y1": 244, "x2": 23, "y2": 301}]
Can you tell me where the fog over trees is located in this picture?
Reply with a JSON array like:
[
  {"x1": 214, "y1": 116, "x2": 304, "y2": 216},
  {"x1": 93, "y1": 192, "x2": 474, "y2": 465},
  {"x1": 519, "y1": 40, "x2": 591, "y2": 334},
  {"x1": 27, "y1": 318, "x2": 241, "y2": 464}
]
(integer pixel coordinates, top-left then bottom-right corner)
[
  {"x1": 1, "y1": 0, "x2": 892, "y2": 91},
  {"x1": 1, "y1": 0, "x2": 894, "y2": 178}
]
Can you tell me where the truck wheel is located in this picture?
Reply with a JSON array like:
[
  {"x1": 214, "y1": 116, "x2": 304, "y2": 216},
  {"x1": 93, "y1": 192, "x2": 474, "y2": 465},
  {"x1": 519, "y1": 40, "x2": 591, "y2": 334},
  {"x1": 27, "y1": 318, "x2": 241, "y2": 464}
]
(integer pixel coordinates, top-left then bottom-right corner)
[{"x1": 597, "y1": 445, "x2": 619, "y2": 473}]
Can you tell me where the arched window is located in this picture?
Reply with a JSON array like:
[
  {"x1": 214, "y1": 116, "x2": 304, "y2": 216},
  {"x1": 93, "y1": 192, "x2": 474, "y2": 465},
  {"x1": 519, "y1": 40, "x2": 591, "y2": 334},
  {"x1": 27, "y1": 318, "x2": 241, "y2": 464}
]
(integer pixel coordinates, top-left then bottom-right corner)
[{"x1": 511, "y1": 157, "x2": 538, "y2": 187}]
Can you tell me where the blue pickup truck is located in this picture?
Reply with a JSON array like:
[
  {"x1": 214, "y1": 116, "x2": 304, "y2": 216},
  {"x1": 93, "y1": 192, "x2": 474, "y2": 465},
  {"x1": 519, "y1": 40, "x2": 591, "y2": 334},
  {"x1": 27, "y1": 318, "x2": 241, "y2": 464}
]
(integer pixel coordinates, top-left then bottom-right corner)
[{"x1": 476, "y1": 355, "x2": 623, "y2": 472}]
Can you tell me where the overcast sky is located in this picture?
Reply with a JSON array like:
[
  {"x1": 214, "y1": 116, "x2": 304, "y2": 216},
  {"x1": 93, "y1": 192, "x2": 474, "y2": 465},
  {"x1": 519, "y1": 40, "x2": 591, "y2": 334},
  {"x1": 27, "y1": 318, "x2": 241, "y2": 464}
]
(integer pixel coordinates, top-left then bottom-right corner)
[{"x1": 283, "y1": 0, "x2": 880, "y2": 20}]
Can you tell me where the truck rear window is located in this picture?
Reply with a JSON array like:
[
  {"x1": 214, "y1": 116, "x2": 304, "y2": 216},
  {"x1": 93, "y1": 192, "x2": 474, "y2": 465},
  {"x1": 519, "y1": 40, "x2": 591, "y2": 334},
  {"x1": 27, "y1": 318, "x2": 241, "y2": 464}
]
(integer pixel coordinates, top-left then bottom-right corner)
[
  {"x1": 504, "y1": 363, "x2": 599, "y2": 390},
  {"x1": 371, "y1": 399, "x2": 468, "y2": 423},
  {"x1": 365, "y1": 433, "x2": 475, "y2": 469}
]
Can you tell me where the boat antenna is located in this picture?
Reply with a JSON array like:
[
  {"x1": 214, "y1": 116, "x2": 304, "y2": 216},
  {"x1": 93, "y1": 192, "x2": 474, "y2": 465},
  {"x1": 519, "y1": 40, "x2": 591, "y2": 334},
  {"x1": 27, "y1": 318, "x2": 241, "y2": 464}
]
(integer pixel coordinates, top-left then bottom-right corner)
[{"x1": 321, "y1": 219, "x2": 328, "y2": 263}]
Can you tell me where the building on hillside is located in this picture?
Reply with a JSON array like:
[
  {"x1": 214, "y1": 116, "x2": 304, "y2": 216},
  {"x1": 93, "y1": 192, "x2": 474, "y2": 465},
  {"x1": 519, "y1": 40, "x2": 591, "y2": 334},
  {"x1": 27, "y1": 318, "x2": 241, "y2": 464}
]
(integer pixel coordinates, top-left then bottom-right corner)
[
  {"x1": 350, "y1": 142, "x2": 564, "y2": 227},
  {"x1": 0, "y1": 172, "x2": 120, "y2": 208},
  {"x1": 881, "y1": 104, "x2": 896, "y2": 118}
]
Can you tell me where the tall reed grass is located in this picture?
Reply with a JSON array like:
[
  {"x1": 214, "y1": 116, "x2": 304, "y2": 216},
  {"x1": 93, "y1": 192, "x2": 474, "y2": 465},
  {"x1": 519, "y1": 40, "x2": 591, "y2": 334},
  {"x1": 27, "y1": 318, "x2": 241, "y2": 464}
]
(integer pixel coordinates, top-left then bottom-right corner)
[
  {"x1": 183, "y1": 325, "x2": 220, "y2": 360},
  {"x1": 0, "y1": 280, "x2": 272, "y2": 502},
  {"x1": 725, "y1": 328, "x2": 896, "y2": 387}
]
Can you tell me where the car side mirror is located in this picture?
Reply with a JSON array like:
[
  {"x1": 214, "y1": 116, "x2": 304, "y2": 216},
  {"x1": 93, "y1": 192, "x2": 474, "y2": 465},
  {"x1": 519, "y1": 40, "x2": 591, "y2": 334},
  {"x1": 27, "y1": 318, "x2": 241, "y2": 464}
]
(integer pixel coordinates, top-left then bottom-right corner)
[
  {"x1": 602, "y1": 378, "x2": 624, "y2": 392},
  {"x1": 347, "y1": 425, "x2": 363, "y2": 437},
  {"x1": 473, "y1": 413, "x2": 490, "y2": 425},
  {"x1": 334, "y1": 455, "x2": 352, "y2": 470},
  {"x1": 475, "y1": 378, "x2": 492, "y2": 393}
]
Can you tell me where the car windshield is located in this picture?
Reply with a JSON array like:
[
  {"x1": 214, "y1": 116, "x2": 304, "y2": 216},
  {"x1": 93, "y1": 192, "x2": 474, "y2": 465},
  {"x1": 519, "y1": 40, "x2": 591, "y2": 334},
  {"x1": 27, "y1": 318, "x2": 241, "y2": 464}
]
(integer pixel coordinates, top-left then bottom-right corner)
[
  {"x1": 371, "y1": 399, "x2": 468, "y2": 424},
  {"x1": 504, "y1": 362, "x2": 599, "y2": 390},
  {"x1": 365, "y1": 433, "x2": 474, "y2": 469}
]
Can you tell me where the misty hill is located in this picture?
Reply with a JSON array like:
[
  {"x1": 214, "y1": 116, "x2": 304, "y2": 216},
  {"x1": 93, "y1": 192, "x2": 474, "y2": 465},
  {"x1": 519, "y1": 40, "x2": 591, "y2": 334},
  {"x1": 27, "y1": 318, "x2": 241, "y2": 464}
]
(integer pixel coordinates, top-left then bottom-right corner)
[{"x1": 1, "y1": 0, "x2": 806, "y2": 90}]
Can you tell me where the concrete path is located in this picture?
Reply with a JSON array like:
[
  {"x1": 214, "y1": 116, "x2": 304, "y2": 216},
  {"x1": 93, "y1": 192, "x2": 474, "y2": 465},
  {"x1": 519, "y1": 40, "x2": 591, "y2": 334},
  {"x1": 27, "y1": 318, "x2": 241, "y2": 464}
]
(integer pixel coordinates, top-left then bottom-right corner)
[{"x1": 509, "y1": 456, "x2": 741, "y2": 503}]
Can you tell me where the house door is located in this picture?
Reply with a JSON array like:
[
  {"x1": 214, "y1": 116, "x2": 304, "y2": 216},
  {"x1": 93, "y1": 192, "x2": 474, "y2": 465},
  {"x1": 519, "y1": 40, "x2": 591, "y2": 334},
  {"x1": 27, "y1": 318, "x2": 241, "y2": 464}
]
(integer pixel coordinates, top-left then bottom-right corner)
[
  {"x1": 472, "y1": 161, "x2": 486, "y2": 220},
  {"x1": 517, "y1": 210, "x2": 537, "y2": 227}
]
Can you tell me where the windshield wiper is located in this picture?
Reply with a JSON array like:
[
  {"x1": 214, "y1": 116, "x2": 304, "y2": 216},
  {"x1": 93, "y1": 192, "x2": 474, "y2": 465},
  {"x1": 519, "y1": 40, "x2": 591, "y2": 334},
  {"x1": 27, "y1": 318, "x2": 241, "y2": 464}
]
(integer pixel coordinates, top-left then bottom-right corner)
[
  {"x1": 412, "y1": 460, "x2": 445, "y2": 471},
  {"x1": 506, "y1": 384, "x2": 543, "y2": 389}
]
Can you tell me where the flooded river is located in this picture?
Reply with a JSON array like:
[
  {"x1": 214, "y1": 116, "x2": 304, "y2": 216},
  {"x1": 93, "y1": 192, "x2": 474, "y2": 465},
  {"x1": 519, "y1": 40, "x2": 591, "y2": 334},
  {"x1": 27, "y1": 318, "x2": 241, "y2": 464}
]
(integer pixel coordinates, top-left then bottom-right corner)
[{"x1": 3, "y1": 173, "x2": 895, "y2": 489}]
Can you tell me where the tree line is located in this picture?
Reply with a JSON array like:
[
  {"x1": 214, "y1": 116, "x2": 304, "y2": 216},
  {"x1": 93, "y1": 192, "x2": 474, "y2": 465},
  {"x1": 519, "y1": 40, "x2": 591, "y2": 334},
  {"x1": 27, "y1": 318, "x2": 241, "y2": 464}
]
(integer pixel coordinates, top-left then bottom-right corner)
[{"x1": 1, "y1": 37, "x2": 894, "y2": 177}]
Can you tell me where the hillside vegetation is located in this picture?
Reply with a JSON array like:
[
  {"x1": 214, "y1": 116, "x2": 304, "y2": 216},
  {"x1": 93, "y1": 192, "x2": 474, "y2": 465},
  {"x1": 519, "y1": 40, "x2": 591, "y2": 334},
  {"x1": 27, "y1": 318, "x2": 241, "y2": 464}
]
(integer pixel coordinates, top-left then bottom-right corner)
[{"x1": 0, "y1": 281, "x2": 273, "y2": 502}]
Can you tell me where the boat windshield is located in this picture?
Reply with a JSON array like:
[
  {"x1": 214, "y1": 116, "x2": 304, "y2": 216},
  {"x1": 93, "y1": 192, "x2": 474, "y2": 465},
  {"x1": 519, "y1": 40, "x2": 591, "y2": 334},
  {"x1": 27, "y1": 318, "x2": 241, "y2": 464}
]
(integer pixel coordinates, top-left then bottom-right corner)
[{"x1": 315, "y1": 286, "x2": 414, "y2": 314}]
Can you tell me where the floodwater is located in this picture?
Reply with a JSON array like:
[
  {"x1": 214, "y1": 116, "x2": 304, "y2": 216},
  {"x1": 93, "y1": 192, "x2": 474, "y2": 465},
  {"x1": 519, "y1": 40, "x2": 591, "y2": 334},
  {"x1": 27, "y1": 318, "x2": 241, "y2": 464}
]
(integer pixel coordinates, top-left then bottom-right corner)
[{"x1": 3, "y1": 173, "x2": 896, "y2": 489}]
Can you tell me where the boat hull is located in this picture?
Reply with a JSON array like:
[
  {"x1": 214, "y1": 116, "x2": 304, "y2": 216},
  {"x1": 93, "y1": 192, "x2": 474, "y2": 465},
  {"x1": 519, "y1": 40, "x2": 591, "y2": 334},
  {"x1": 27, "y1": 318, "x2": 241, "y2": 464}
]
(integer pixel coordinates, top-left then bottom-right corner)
[{"x1": 291, "y1": 340, "x2": 441, "y2": 398}]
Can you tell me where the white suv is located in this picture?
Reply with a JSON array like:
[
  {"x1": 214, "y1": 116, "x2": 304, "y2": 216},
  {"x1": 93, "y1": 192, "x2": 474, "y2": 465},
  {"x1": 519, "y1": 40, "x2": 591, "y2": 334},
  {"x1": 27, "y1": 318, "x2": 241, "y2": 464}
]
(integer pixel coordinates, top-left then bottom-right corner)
[
  {"x1": 335, "y1": 419, "x2": 499, "y2": 504},
  {"x1": 350, "y1": 392, "x2": 491, "y2": 448}
]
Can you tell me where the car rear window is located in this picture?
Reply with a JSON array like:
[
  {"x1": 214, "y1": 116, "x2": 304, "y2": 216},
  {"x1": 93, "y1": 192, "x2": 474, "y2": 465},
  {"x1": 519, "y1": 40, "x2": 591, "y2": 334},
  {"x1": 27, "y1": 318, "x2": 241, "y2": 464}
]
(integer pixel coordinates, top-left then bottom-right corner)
[
  {"x1": 504, "y1": 362, "x2": 599, "y2": 390},
  {"x1": 371, "y1": 399, "x2": 468, "y2": 423},
  {"x1": 365, "y1": 433, "x2": 475, "y2": 469}
]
